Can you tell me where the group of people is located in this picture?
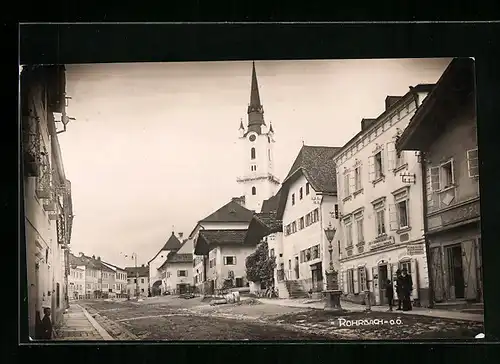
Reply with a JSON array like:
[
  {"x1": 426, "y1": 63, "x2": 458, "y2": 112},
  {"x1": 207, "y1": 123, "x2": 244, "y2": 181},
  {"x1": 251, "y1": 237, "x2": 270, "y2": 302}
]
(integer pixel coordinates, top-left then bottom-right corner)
[{"x1": 385, "y1": 267, "x2": 413, "y2": 312}]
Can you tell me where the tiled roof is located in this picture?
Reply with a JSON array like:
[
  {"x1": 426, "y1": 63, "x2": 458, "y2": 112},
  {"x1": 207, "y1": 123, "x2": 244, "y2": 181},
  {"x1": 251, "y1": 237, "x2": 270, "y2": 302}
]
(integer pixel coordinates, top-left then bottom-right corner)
[
  {"x1": 70, "y1": 253, "x2": 114, "y2": 272},
  {"x1": 244, "y1": 212, "x2": 282, "y2": 245},
  {"x1": 125, "y1": 266, "x2": 149, "y2": 278},
  {"x1": 199, "y1": 199, "x2": 254, "y2": 223},
  {"x1": 283, "y1": 145, "x2": 341, "y2": 194},
  {"x1": 261, "y1": 190, "x2": 281, "y2": 213},
  {"x1": 163, "y1": 232, "x2": 182, "y2": 251},
  {"x1": 194, "y1": 229, "x2": 252, "y2": 255},
  {"x1": 167, "y1": 253, "x2": 193, "y2": 263}
]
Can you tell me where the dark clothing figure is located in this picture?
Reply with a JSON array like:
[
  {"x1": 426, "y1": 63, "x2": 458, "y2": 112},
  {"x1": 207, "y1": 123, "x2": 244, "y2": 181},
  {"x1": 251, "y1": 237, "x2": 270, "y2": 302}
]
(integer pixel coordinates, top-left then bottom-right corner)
[
  {"x1": 395, "y1": 270, "x2": 403, "y2": 310},
  {"x1": 385, "y1": 279, "x2": 394, "y2": 311},
  {"x1": 34, "y1": 310, "x2": 43, "y2": 340},
  {"x1": 400, "y1": 271, "x2": 413, "y2": 311},
  {"x1": 40, "y1": 308, "x2": 53, "y2": 340}
]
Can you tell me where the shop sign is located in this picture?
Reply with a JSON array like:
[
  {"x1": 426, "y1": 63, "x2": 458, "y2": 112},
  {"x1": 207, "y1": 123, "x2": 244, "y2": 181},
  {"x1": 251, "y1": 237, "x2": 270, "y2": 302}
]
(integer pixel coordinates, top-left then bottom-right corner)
[{"x1": 407, "y1": 244, "x2": 425, "y2": 256}]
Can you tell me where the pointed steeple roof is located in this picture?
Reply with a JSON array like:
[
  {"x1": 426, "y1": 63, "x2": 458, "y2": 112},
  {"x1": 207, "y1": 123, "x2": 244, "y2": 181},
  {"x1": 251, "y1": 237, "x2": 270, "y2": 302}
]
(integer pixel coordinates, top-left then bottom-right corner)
[
  {"x1": 269, "y1": 121, "x2": 274, "y2": 133},
  {"x1": 246, "y1": 61, "x2": 265, "y2": 134},
  {"x1": 239, "y1": 118, "x2": 244, "y2": 130},
  {"x1": 162, "y1": 232, "x2": 182, "y2": 251},
  {"x1": 250, "y1": 61, "x2": 261, "y2": 107}
]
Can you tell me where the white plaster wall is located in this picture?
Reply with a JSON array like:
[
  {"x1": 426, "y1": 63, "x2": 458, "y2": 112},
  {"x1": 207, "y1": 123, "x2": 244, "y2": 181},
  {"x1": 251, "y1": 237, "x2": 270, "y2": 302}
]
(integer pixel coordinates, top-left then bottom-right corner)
[
  {"x1": 219, "y1": 244, "x2": 255, "y2": 281},
  {"x1": 282, "y1": 175, "x2": 340, "y2": 282},
  {"x1": 165, "y1": 262, "x2": 192, "y2": 291}
]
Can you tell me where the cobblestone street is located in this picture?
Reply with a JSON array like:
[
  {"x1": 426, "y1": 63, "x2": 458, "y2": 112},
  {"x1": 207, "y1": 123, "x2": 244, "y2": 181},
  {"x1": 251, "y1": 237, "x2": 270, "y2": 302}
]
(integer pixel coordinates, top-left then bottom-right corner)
[{"x1": 73, "y1": 296, "x2": 484, "y2": 341}]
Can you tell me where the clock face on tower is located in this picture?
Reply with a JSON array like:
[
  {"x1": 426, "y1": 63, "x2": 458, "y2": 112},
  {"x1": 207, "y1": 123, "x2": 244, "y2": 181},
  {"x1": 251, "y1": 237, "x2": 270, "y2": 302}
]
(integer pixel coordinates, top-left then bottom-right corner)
[{"x1": 249, "y1": 134, "x2": 256, "y2": 142}]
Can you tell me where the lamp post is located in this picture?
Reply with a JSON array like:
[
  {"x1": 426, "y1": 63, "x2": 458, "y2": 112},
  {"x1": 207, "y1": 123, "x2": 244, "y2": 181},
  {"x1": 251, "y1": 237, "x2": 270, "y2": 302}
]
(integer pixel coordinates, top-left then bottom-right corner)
[{"x1": 323, "y1": 222, "x2": 343, "y2": 312}]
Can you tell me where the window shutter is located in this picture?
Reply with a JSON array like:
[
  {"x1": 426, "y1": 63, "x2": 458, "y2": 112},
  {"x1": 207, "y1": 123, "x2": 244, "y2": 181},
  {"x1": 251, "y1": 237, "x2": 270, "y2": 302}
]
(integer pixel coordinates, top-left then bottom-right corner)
[
  {"x1": 461, "y1": 240, "x2": 478, "y2": 300},
  {"x1": 388, "y1": 203, "x2": 398, "y2": 231},
  {"x1": 368, "y1": 155, "x2": 375, "y2": 182},
  {"x1": 450, "y1": 159, "x2": 455, "y2": 184},
  {"x1": 349, "y1": 172, "x2": 356, "y2": 193},
  {"x1": 233, "y1": 256, "x2": 237, "y2": 265},
  {"x1": 342, "y1": 270, "x2": 348, "y2": 294},
  {"x1": 410, "y1": 258, "x2": 419, "y2": 300},
  {"x1": 353, "y1": 268, "x2": 359, "y2": 294},
  {"x1": 467, "y1": 149, "x2": 479, "y2": 178},
  {"x1": 430, "y1": 166, "x2": 440, "y2": 192},
  {"x1": 386, "y1": 142, "x2": 396, "y2": 171},
  {"x1": 371, "y1": 266, "x2": 379, "y2": 302}
]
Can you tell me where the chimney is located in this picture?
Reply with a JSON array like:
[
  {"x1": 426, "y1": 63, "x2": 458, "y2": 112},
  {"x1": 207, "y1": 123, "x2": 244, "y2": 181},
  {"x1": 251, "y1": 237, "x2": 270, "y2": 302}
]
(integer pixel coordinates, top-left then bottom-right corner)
[
  {"x1": 79, "y1": 252, "x2": 84, "y2": 257},
  {"x1": 361, "y1": 118, "x2": 376, "y2": 131},
  {"x1": 385, "y1": 96, "x2": 402, "y2": 110},
  {"x1": 178, "y1": 232, "x2": 184, "y2": 239},
  {"x1": 141, "y1": 264, "x2": 145, "y2": 267},
  {"x1": 92, "y1": 255, "x2": 95, "y2": 259},
  {"x1": 97, "y1": 256, "x2": 101, "y2": 261}
]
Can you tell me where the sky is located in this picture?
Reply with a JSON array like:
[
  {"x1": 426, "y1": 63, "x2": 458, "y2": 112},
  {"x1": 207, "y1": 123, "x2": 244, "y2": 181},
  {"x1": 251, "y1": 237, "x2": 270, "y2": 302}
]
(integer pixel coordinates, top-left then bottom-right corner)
[{"x1": 58, "y1": 58, "x2": 452, "y2": 268}]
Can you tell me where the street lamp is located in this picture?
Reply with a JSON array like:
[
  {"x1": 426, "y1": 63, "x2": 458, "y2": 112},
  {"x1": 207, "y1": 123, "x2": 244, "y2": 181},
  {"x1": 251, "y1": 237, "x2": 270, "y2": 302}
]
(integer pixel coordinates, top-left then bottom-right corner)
[{"x1": 322, "y1": 222, "x2": 343, "y2": 312}]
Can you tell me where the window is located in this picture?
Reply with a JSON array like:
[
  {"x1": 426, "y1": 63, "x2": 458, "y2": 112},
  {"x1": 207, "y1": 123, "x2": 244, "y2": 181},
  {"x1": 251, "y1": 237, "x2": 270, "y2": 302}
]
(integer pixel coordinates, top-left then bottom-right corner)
[
  {"x1": 269, "y1": 249, "x2": 275, "y2": 257},
  {"x1": 134, "y1": 279, "x2": 137, "y2": 283},
  {"x1": 299, "y1": 187, "x2": 303, "y2": 200},
  {"x1": 358, "y1": 267, "x2": 367, "y2": 292},
  {"x1": 285, "y1": 224, "x2": 291, "y2": 235},
  {"x1": 251, "y1": 165, "x2": 257, "y2": 171},
  {"x1": 396, "y1": 151, "x2": 405, "y2": 168},
  {"x1": 306, "y1": 183, "x2": 310, "y2": 195},
  {"x1": 252, "y1": 186, "x2": 256, "y2": 195},
  {"x1": 374, "y1": 151, "x2": 383, "y2": 179},
  {"x1": 376, "y1": 209, "x2": 386, "y2": 236},
  {"x1": 292, "y1": 193, "x2": 295, "y2": 205},
  {"x1": 224, "y1": 256, "x2": 236, "y2": 265},
  {"x1": 312, "y1": 208, "x2": 319, "y2": 223},
  {"x1": 344, "y1": 173, "x2": 350, "y2": 196},
  {"x1": 141, "y1": 278, "x2": 144, "y2": 284},
  {"x1": 347, "y1": 269, "x2": 355, "y2": 293},
  {"x1": 440, "y1": 160, "x2": 454, "y2": 189},
  {"x1": 305, "y1": 213, "x2": 311, "y2": 226},
  {"x1": 354, "y1": 166, "x2": 362, "y2": 191},
  {"x1": 467, "y1": 148, "x2": 479, "y2": 178},
  {"x1": 356, "y1": 217, "x2": 364, "y2": 243},
  {"x1": 235, "y1": 278, "x2": 244, "y2": 287},
  {"x1": 291, "y1": 221, "x2": 297, "y2": 233},
  {"x1": 344, "y1": 217, "x2": 353, "y2": 247},
  {"x1": 396, "y1": 200, "x2": 409, "y2": 229},
  {"x1": 299, "y1": 217, "x2": 305, "y2": 230},
  {"x1": 251, "y1": 147, "x2": 256, "y2": 160},
  {"x1": 141, "y1": 288, "x2": 145, "y2": 293},
  {"x1": 178, "y1": 270, "x2": 187, "y2": 277},
  {"x1": 399, "y1": 261, "x2": 411, "y2": 275}
]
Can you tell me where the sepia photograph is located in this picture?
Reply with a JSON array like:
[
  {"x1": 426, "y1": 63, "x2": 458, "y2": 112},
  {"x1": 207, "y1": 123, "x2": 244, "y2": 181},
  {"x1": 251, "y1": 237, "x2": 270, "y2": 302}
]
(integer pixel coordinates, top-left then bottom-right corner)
[{"x1": 20, "y1": 57, "x2": 484, "y2": 342}]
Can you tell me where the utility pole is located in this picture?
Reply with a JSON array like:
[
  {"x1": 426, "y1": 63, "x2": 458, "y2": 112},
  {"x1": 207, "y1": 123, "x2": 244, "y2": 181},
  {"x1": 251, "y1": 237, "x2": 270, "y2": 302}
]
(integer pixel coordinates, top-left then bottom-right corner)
[{"x1": 134, "y1": 253, "x2": 139, "y2": 298}]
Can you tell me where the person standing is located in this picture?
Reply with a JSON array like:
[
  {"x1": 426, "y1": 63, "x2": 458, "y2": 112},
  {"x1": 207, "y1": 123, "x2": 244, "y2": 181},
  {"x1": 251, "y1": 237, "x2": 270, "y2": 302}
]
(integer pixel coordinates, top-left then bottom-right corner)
[
  {"x1": 385, "y1": 279, "x2": 394, "y2": 311},
  {"x1": 400, "y1": 268, "x2": 413, "y2": 311},
  {"x1": 40, "y1": 307, "x2": 54, "y2": 340},
  {"x1": 395, "y1": 269, "x2": 403, "y2": 310}
]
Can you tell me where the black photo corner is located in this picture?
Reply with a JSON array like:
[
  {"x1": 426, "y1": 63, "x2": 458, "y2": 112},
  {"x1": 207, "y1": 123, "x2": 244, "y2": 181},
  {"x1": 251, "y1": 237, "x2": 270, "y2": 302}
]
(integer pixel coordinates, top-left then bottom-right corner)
[{"x1": 11, "y1": 21, "x2": 500, "y2": 363}]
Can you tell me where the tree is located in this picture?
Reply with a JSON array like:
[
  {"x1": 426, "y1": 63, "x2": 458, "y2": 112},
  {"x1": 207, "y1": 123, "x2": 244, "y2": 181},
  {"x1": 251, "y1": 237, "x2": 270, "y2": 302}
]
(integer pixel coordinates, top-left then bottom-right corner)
[{"x1": 245, "y1": 240, "x2": 276, "y2": 288}]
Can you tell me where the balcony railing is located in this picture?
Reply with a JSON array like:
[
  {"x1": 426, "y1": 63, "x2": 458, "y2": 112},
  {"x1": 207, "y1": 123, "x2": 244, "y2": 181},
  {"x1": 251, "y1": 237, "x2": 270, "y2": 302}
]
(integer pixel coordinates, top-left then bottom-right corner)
[{"x1": 22, "y1": 116, "x2": 42, "y2": 177}]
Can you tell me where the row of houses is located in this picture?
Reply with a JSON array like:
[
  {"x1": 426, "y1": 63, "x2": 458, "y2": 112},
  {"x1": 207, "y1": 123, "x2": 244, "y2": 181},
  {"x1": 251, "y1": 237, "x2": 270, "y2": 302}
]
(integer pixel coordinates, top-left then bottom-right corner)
[
  {"x1": 68, "y1": 252, "x2": 151, "y2": 299},
  {"x1": 145, "y1": 58, "x2": 481, "y2": 308},
  {"x1": 22, "y1": 65, "x2": 76, "y2": 338},
  {"x1": 249, "y1": 57, "x2": 481, "y2": 307}
]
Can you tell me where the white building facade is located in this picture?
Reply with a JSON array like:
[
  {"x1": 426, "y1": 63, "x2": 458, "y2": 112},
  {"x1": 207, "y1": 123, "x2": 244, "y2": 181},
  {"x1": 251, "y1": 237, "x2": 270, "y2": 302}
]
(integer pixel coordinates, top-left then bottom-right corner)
[
  {"x1": 334, "y1": 86, "x2": 434, "y2": 307},
  {"x1": 68, "y1": 265, "x2": 85, "y2": 300},
  {"x1": 276, "y1": 146, "x2": 341, "y2": 298}
]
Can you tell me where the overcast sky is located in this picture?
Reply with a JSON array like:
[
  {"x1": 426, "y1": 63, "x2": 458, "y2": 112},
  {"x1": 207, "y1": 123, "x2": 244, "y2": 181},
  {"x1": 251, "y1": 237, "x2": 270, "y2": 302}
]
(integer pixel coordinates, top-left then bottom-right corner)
[{"x1": 58, "y1": 58, "x2": 451, "y2": 268}]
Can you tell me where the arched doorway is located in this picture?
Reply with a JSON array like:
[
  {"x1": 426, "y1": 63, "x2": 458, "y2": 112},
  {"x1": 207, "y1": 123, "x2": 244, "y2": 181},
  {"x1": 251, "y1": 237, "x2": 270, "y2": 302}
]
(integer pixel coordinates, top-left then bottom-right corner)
[{"x1": 152, "y1": 280, "x2": 162, "y2": 296}]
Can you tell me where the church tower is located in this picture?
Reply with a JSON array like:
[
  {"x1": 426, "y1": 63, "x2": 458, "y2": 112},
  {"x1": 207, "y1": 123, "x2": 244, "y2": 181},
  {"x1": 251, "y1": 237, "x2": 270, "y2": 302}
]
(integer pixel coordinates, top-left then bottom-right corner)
[{"x1": 237, "y1": 62, "x2": 280, "y2": 212}]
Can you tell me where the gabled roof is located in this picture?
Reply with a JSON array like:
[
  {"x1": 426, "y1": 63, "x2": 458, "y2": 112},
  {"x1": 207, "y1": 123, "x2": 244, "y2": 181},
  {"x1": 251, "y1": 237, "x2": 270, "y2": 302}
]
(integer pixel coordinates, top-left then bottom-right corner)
[
  {"x1": 282, "y1": 145, "x2": 341, "y2": 194},
  {"x1": 396, "y1": 58, "x2": 474, "y2": 153},
  {"x1": 70, "y1": 253, "x2": 114, "y2": 272},
  {"x1": 199, "y1": 199, "x2": 254, "y2": 223},
  {"x1": 244, "y1": 211, "x2": 283, "y2": 245},
  {"x1": 125, "y1": 266, "x2": 149, "y2": 278},
  {"x1": 194, "y1": 229, "x2": 252, "y2": 255},
  {"x1": 148, "y1": 232, "x2": 182, "y2": 264},
  {"x1": 158, "y1": 239, "x2": 194, "y2": 270},
  {"x1": 261, "y1": 190, "x2": 281, "y2": 213},
  {"x1": 101, "y1": 261, "x2": 126, "y2": 272}
]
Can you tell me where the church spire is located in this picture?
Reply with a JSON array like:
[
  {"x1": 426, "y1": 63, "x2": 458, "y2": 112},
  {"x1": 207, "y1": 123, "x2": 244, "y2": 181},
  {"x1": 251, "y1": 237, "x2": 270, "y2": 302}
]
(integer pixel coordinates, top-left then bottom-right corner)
[{"x1": 247, "y1": 61, "x2": 265, "y2": 134}]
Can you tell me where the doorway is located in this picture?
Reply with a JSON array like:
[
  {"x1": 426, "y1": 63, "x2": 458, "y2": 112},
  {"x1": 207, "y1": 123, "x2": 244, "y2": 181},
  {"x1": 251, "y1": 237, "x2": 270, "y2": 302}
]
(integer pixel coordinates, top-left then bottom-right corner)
[
  {"x1": 294, "y1": 257, "x2": 300, "y2": 279},
  {"x1": 178, "y1": 284, "x2": 188, "y2": 295},
  {"x1": 311, "y1": 263, "x2": 323, "y2": 292},
  {"x1": 446, "y1": 244, "x2": 465, "y2": 299},
  {"x1": 378, "y1": 264, "x2": 388, "y2": 305}
]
